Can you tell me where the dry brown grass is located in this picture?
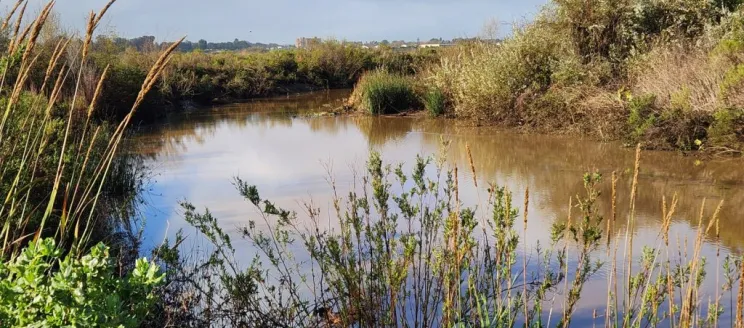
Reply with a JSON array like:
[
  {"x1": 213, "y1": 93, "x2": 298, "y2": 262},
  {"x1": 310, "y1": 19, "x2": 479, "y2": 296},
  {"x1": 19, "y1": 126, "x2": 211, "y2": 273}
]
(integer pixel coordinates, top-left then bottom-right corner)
[{"x1": 632, "y1": 47, "x2": 725, "y2": 113}]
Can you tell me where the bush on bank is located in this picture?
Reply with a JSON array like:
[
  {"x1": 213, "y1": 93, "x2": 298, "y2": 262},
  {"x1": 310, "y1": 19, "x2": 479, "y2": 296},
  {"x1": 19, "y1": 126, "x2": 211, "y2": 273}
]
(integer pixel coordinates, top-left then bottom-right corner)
[{"x1": 413, "y1": 0, "x2": 744, "y2": 152}]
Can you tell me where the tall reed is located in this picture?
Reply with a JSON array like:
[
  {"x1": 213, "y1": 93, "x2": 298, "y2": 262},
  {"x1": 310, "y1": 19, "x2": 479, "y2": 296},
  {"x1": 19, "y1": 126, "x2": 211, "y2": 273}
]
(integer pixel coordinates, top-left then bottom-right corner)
[{"x1": 0, "y1": 0, "x2": 182, "y2": 258}]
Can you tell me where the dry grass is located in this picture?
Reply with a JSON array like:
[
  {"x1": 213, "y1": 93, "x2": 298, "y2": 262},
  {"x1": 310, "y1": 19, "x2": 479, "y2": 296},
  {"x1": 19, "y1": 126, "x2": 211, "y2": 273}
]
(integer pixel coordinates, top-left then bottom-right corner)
[
  {"x1": 0, "y1": 0, "x2": 182, "y2": 256},
  {"x1": 631, "y1": 47, "x2": 725, "y2": 113}
]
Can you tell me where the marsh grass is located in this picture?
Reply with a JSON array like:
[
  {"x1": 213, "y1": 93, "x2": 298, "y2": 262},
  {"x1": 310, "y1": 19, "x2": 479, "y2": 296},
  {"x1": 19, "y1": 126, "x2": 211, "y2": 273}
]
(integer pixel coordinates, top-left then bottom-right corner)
[
  {"x1": 164, "y1": 143, "x2": 743, "y2": 327},
  {"x1": 424, "y1": 87, "x2": 446, "y2": 117},
  {"x1": 349, "y1": 69, "x2": 418, "y2": 115},
  {"x1": 0, "y1": 0, "x2": 181, "y2": 257}
]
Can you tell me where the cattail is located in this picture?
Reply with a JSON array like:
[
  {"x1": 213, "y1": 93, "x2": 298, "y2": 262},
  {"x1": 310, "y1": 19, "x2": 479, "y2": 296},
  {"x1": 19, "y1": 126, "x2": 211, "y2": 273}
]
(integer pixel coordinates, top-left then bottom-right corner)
[
  {"x1": 1, "y1": 0, "x2": 25, "y2": 31},
  {"x1": 7, "y1": 52, "x2": 41, "y2": 108},
  {"x1": 131, "y1": 38, "x2": 185, "y2": 112},
  {"x1": 466, "y1": 144, "x2": 477, "y2": 188},
  {"x1": 608, "y1": 171, "x2": 617, "y2": 250},
  {"x1": 72, "y1": 36, "x2": 185, "y2": 223},
  {"x1": 662, "y1": 194, "x2": 677, "y2": 246},
  {"x1": 20, "y1": 1, "x2": 54, "y2": 65},
  {"x1": 11, "y1": 19, "x2": 32, "y2": 55},
  {"x1": 523, "y1": 187, "x2": 529, "y2": 226},
  {"x1": 625, "y1": 144, "x2": 642, "y2": 311},
  {"x1": 87, "y1": 65, "x2": 110, "y2": 118},
  {"x1": 454, "y1": 165, "x2": 459, "y2": 204},
  {"x1": 704, "y1": 201, "x2": 723, "y2": 235},
  {"x1": 82, "y1": 12, "x2": 96, "y2": 60},
  {"x1": 714, "y1": 201, "x2": 722, "y2": 328},
  {"x1": 6, "y1": 0, "x2": 27, "y2": 53},
  {"x1": 45, "y1": 65, "x2": 68, "y2": 117},
  {"x1": 681, "y1": 199, "x2": 712, "y2": 327},
  {"x1": 562, "y1": 197, "x2": 573, "y2": 321},
  {"x1": 41, "y1": 38, "x2": 71, "y2": 91},
  {"x1": 716, "y1": 211, "x2": 720, "y2": 240},
  {"x1": 523, "y1": 187, "x2": 529, "y2": 325},
  {"x1": 736, "y1": 258, "x2": 744, "y2": 328},
  {"x1": 82, "y1": 0, "x2": 116, "y2": 59},
  {"x1": 567, "y1": 197, "x2": 573, "y2": 234}
]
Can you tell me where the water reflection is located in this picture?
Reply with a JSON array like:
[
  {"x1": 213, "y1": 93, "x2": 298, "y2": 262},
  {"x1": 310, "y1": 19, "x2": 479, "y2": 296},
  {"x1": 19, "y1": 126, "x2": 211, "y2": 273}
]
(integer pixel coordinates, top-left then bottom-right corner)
[
  {"x1": 130, "y1": 89, "x2": 744, "y2": 318},
  {"x1": 131, "y1": 90, "x2": 744, "y2": 252}
]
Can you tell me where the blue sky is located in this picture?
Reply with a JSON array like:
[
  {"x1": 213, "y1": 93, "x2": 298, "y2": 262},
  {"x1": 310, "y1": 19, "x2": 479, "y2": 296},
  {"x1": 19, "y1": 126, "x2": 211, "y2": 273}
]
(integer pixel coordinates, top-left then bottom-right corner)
[{"x1": 24, "y1": 0, "x2": 547, "y2": 43}]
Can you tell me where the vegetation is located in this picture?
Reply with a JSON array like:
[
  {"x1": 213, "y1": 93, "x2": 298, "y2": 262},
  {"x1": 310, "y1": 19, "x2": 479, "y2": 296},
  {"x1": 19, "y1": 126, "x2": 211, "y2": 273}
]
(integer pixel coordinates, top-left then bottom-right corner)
[
  {"x1": 424, "y1": 87, "x2": 446, "y2": 117},
  {"x1": 349, "y1": 70, "x2": 418, "y2": 114},
  {"x1": 0, "y1": 239, "x2": 162, "y2": 327},
  {"x1": 87, "y1": 39, "x2": 439, "y2": 121},
  {"x1": 338, "y1": 0, "x2": 743, "y2": 152},
  {"x1": 0, "y1": 0, "x2": 178, "y2": 325},
  {"x1": 2, "y1": 0, "x2": 744, "y2": 326},
  {"x1": 155, "y1": 147, "x2": 744, "y2": 327}
]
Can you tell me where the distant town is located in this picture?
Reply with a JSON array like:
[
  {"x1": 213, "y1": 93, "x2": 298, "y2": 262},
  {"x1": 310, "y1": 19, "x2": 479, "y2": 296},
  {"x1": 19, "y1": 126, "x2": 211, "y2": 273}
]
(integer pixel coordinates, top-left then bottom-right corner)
[
  {"x1": 294, "y1": 37, "x2": 471, "y2": 50},
  {"x1": 102, "y1": 35, "x2": 499, "y2": 53}
]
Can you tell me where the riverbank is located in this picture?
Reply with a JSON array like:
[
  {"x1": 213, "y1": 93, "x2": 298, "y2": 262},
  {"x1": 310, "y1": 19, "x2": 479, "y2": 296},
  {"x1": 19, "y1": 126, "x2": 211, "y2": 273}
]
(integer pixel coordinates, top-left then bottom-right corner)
[
  {"x1": 87, "y1": 41, "x2": 439, "y2": 123},
  {"x1": 346, "y1": 1, "x2": 744, "y2": 155}
]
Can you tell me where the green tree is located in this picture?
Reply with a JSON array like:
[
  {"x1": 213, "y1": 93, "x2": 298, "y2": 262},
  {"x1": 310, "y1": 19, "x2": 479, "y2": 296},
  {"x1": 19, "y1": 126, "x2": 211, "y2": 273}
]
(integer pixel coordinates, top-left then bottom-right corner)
[{"x1": 197, "y1": 39, "x2": 208, "y2": 50}]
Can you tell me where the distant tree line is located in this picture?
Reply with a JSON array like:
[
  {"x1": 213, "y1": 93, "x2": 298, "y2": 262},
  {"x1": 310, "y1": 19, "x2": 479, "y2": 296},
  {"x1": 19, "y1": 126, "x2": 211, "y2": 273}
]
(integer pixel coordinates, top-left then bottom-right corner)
[
  {"x1": 92, "y1": 35, "x2": 289, "y2": 53},
  {"x1": 92, "y1": 35, "x2": 500, "y2": 54},
  {"x1": 173, "y1": 38, "x2": 286, "y2": 52}
]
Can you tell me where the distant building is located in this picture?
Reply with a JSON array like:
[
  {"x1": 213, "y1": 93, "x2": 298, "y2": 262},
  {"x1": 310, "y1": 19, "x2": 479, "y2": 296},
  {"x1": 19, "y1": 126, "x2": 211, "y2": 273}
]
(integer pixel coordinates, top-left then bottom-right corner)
[{"x1": 418, "y1": 43, "x2": 441, "y2": 48}]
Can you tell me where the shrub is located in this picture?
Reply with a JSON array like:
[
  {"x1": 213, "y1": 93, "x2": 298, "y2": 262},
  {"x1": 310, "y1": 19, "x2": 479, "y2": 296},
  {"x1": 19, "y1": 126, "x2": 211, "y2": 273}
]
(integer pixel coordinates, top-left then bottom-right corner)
[
  {"x1": 709, "y1": 107, "x2": 744, "y2": 144},
  {"x1": 416, "y1": 0, "x2": 744, "y2": 151},
  {"x1": 423, "y1": 88, "x2": 446, "y2": 117},
  {"x1": 0, "y1": 239, "x2": 162, "y2": 328},
  {"x1": 350, "y1": 70, "x2": 418, "y2": 115},
  {"x1": 627, "y1": 93, "x2": 658, "y2": 141},
  {"x1": 428, "y1": 21, "x2": 563, "y2": 121},
  {"x1": 162, "y1": 150, "x2": 744, "y2": 327},
  {"x1": 296, "y1": 41, "x2": 375, "y2": 88}
]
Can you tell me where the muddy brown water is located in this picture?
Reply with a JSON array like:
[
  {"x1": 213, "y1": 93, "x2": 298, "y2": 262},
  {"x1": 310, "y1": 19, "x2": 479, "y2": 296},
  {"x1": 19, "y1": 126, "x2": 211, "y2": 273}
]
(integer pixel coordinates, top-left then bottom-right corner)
[{"x1": 132, "y1": 89, "x2": 744, "y2": 323}]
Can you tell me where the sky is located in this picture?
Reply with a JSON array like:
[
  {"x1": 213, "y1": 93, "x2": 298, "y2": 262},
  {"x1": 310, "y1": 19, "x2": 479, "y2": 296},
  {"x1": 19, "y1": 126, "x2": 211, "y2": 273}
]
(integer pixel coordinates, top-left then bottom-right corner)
[{"x1": 22, "y1": 0, "x2": 548, "y2": 44}]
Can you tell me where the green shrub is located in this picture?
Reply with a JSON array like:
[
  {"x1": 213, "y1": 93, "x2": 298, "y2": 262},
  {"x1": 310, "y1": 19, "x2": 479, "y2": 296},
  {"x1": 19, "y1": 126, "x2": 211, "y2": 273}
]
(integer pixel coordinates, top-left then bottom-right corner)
[
  {"x1": 100, "y1": 64, "x2": 164, "y2": 121},
  {"x1": 423, "y1": 88, "x2": 446, "y2": 117},
  {"x1": 709, "y1": 107, "x2": 744, "y2": 144},
  {"x1": 429, "y1": 22, "x2": 562, "y2": 120},
  {"x1": 627, "y1": 94, "x2": 658, "y2": 141},
  {"x1": 0, "y1": 239, "x2": 162, "y2": 327},
  {"x1": 350, "y1": 70, "x2": 418, "y2": 115},
  {"x1": 296, "y1": 41, "x2": 375, "y2": 88}
]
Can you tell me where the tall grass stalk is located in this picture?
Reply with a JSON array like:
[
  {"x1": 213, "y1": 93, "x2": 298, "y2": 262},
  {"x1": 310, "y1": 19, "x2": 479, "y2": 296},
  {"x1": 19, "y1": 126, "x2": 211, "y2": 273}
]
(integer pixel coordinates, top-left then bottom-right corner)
[{"x1": 0, "y1": 0, "x2": 182, "y2": 258}]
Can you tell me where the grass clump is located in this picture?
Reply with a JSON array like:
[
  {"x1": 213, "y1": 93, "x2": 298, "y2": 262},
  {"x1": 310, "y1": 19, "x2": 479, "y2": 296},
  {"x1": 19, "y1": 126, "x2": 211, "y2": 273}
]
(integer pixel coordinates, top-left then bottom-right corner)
[
  {"x1": 350, "y1": 70, "x2": 418, "y2": 115},
  {"x1": 423, "y1": 87, "x2": 446, "y2": 117},
  {"x1": 627, "y1": 94, "x2": 658, "y2": 142}
]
